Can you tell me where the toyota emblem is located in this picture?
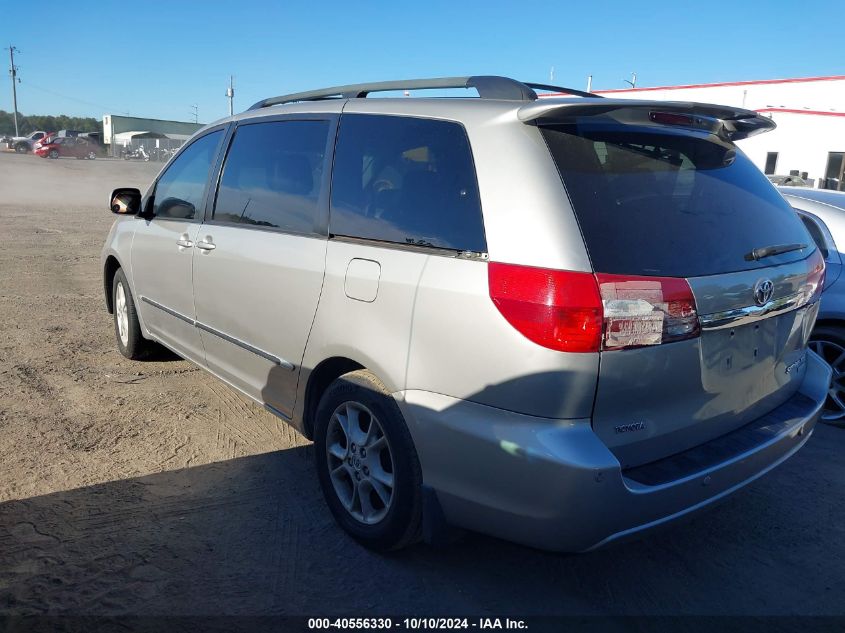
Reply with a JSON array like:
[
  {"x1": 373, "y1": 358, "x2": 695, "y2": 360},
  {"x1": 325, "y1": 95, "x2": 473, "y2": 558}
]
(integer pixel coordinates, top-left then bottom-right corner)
[{"x1": 754, "y1": 279, "x2": 774, "y2": 306}]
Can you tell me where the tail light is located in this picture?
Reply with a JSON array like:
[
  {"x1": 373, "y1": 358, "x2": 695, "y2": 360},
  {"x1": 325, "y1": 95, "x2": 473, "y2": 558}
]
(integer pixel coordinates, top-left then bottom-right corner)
[
  {"x1": 488, "y1": 263, "x2": 700, "y2": 353},
  {"x1": 802, "y1": 248, "x2": 826, "y2": 303},
  {"x1": 597, "y1": 274, "x2": 699, "y2": 350},
  {"x1": 487, "y1": 263, "x2": 603, "y2": 353}
]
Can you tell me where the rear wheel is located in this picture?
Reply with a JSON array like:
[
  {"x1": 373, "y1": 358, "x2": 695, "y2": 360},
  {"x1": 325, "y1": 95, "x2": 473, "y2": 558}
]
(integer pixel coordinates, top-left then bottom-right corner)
[
  {"x1": 809, "y1": 325, "x2": 845, "y2": 426},
  {"x1": 48, "y1": 150, "x2": 59, "y2": 159},
  {"x1": 14, "y1": 142, "x2": 27, "y2": 153},
  {"x1": 314, "y1": 370, "x2": 423, "y2": 551},
  {"x1": 88, "y1": 151, "x2": 96, "y2": 160},
  {"x1": 112, "y1": 268, "x2": 154, "y2": 360}
]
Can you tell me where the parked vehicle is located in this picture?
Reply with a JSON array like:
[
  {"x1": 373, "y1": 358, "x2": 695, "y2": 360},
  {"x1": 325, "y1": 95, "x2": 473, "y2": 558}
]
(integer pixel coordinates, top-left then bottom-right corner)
[
  {"x1": 5, "y1": 130, "x2": 49, "y2": 153},
  {"x1": 780, "y1": 187, "x2": 845, "y2": 424},
  {"x1": 122, "y1": 145, "x2": 150, "y2": 161},
  {"x1": 101, "y1": 76, "x2": 830, "y2": 553},
  {"x1": 768, "y1": 174, "x2": 808, "y2": 187},
  {"x1": 34, "y1": 136, "x2": 98, "y2": 160}
]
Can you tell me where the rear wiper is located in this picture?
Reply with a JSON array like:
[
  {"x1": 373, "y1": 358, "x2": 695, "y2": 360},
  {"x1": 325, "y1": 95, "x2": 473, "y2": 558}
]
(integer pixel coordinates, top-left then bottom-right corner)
[{"x1": 744, "y1": 243, "x2": 807, "y2": 261}]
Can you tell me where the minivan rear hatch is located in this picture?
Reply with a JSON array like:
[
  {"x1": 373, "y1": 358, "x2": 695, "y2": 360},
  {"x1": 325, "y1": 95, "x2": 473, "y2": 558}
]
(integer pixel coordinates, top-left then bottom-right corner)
[{"x1": 535, "y1": 104, "x2": 824, "y2": 468}]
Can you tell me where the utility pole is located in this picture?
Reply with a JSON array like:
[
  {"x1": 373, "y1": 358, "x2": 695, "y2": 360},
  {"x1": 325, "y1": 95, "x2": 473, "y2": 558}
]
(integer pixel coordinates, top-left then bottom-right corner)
[
  {"x1": 550, "y1": 66, "x2": 555, "y2": 83},
  {"x1": 6, "y1": 45, "x2": 20, "y2": 136},
  {"x1": 623, "y1": 72, "x2": 637, "y2": 89},
  {"x1": 226, "y1": 75, "x2": 234, "y2": 116},
  {"x1": 190, "y1": 104, "x2": 198, "y2": 124},
  {"x1": 586, "y1": 75, "x2": 593, "y2": 92}
]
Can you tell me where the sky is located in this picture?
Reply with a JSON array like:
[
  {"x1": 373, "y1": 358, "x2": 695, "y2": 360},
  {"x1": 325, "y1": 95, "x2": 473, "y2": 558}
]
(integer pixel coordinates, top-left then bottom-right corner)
[{"x1": 2, "y1": 0, "x2": 843, "y2": 124}]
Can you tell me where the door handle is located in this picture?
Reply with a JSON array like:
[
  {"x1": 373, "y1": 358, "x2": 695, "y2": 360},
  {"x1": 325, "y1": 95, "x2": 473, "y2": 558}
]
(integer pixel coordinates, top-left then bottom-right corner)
[
  {"x1": 196, "y1": 237, "x2": 216, "y2": 252},
  {"x1": 176, "y1": 236, "x2": 194, "y2": 248}
]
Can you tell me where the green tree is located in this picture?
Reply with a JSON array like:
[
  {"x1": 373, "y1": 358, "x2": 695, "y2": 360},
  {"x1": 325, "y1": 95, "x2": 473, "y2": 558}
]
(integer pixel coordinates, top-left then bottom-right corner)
[{"x1": 0, "y1": 110, "x2": 101, "y2": 137}]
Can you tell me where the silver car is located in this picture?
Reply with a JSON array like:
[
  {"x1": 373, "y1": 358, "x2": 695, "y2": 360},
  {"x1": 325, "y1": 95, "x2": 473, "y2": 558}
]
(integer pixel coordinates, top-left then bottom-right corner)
[
  {"x1": 101, "y1": 76, "x2": 830, "y2": 552},
  {"x1": 780, "y1": 187, "x2": 845, "y2": 425}
]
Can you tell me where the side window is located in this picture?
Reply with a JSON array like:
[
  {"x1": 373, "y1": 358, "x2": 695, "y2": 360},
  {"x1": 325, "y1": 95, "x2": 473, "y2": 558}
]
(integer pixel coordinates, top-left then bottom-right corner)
[
  {"x1": 152, "y1": 130, "x2": 222, "y2": 220},
  {"x1": 799, "y1": 214, "x2": 830, "y2": 259},
  {"x1": 213, "y1": 120, "x2": 329, "y2": 234},
  {"x1": 330, "y1": 114, "x2": 486, "y2": 252}
]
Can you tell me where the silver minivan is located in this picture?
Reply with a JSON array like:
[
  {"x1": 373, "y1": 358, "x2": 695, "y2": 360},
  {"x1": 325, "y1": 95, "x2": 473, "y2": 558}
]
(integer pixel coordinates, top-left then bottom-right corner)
[{"x1": 102, "y1": 76, "x2": 831, "y2": 552}]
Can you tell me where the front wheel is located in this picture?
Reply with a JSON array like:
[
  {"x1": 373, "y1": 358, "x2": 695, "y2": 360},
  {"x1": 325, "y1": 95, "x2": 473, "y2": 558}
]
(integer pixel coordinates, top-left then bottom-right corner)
[
  {"x1": 88, "y1": 151, "x2": 97, "y2": 160},
  {"x1": 48, "y1": 150, "x2": 59, "y2": 159},
  {"x1": 314, "y1": 370, "x2": 423, "y2": 551},
  {"x1": 112, "y1": 268, "x2": 154, "y2": 360},
  {"x1": 809, "y1": 325, "x2": 845, "y2": 426}
]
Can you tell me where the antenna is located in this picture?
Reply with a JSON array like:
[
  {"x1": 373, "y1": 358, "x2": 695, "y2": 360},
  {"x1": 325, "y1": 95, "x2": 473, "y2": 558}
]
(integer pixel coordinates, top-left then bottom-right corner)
[
  {"x1": 623, "y1": 72, "x2": 637, "y2": 89},
  {"x1": 5, "y1": 45, "x2": 20, "y2": 137},
  {"x1": 226, "y1": 76, "x2": 235, "y2": 116}
]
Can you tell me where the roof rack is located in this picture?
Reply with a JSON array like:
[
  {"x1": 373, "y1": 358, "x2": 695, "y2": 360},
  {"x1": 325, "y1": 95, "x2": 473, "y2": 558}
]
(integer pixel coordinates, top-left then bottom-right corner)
[{"x1": 247, "y1": 75, "x2": 602, "y2": 110}]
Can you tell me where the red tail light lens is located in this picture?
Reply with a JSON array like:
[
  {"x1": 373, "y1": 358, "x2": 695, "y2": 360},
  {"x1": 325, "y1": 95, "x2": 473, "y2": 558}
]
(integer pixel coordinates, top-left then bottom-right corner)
[
  {"x1": 488, "y1": 263, "x2": 603, "y2": 353},
  {"x1": 597, "y1": 274, "x2": 699, "y2": 350},
  {"x1": 489, "y1": 263, "x2": 700, "y2": 353},
  {"x1": 649, "y1": 111, "x2": 694, "y2": 127},
  {"x1": 803, "y1": 248, "x2": 826, "y2": 302}
]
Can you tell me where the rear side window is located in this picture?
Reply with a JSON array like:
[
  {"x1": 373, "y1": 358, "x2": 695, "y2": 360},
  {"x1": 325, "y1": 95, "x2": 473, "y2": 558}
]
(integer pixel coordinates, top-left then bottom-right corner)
[
  {"x1": 330, "y1": 114, "x2": 485, "y2": 252},
  {"x1": 213, "y1": 120, "x2": 329, "y2": 234},
  {"x1": 799, "y1": 215, "x2": 829, "y2": 259},
  {"x1": 541, "y1": 123, "x2": 814, "y2": 277},
  {"x1": 153, "y1": 130, "x2": 222, "y2": 220}
]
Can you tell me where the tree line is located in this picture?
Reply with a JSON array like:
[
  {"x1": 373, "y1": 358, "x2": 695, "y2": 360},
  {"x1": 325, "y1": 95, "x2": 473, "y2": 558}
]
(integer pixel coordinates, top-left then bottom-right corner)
[{"x1": 0, "y1": 110, "x2": 101, "y2": 137}]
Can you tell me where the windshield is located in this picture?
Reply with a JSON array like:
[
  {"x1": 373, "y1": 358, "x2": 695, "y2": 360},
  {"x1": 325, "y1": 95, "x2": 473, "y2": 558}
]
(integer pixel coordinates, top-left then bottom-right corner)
[{"x1": 541, "y1": 123, "x2": 814, "y2": 277}]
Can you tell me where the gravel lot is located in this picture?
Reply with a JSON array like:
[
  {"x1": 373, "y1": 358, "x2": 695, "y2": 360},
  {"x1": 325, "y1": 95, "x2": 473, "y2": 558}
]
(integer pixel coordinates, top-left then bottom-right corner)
[{"x1": 0, "y1": 150, "x2": 844, "y2": 618}]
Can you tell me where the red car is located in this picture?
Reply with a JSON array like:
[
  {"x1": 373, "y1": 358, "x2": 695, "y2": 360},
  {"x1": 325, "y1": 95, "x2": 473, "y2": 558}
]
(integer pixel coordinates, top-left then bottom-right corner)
[{"x1": 34, "y1": 136, "x2": 98, "y2": 160}]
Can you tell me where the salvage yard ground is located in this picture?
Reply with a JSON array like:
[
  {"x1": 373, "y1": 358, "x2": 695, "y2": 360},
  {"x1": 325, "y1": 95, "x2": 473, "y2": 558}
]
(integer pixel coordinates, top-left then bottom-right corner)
[{"x1": 0, "y1": 150, "x2": 844, "y2": 616}]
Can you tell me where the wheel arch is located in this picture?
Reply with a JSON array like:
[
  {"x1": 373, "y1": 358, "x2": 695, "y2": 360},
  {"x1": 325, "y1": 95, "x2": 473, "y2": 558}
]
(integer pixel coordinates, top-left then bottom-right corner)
[
  {"x1": 301, "y1": 356, "x2": 365, "y2": 440},
  {"x1": 812, "y1": 318, "x2": 845, "y2": 332},
  {"x1": 103, "y1": 255, "x2": 122, "y2": 314}
]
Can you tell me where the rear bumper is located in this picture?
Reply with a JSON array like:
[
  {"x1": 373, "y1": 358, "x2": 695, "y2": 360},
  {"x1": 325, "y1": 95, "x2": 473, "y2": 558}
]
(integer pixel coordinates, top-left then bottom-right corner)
[{"x1": 396, "y1": 350, "x2": 830, "y2": 552}]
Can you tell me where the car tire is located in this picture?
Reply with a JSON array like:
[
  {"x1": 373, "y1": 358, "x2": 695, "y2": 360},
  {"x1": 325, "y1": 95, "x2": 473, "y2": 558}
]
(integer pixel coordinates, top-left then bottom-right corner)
[
  {"x1": 14, "y1": 143, "x2": 28, "y2": 153},
  {"x1": 314, "y1": 369, "x2": 423, "y2": 551},
  {"x1": 810, "y1": 325, "x2": 845, "y2": 427},
  {"x1": 48, "y1": 150, "x2": 59, "y2": 159},
  {"x1": 112, "y1": 268, "x2": 153, "y2": 360},
  {"x1": 88, "y1": 151, "x2": 96, "y2": 160}
]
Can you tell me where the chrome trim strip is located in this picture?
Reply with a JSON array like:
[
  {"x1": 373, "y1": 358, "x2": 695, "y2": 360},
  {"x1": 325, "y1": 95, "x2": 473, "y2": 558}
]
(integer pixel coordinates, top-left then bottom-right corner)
[
  {"x1": 140, "y1": 296, "x2": 194, "y2": 325},
  {"x1": 195, "y1": 322, "x2": 295, "y2": 370},
  {"x1": 264, "y1": 403, "x2": 293, "y2": 422},
  {"x1": 699, "y1": 291, "x2": 809, "y2": 330},
  {"x1": 140, "y1": 296, "x2": 295, "y2": 370}
]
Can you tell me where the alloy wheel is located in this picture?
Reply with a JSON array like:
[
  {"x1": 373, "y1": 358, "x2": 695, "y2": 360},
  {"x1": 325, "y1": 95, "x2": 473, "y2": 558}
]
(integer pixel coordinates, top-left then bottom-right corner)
[
  {"x1": 325, "y1": 401, "x2": 395, "y2": 524},
  {"x1": 115, "y1": 281, "x2": 129, "y2": 347}
]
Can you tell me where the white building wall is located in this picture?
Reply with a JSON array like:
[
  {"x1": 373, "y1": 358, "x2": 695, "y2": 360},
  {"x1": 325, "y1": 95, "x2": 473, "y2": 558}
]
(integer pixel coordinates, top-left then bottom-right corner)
[{"x1": 594, "y1": 76, "x2": 845, "y2": 185}]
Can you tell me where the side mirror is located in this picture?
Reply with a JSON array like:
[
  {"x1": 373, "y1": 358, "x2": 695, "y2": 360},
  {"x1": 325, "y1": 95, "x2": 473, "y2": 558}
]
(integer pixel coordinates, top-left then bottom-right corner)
[{"x1": 110, "y1": 187, "x2": 142, "y2": 215}]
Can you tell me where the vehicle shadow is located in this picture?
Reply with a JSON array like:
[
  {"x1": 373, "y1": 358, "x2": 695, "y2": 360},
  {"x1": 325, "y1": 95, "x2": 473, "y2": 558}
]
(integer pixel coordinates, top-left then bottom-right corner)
[{"x1": 1, "y1": 425, "x2": 843, "y2": 617}]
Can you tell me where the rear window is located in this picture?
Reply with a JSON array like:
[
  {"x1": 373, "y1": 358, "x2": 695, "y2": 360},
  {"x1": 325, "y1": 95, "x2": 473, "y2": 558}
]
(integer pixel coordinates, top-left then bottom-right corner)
[
  {"x1": 330, "y1": 114, "x2": 486, "y2": 252},
  {"x1": 541, "y1": 123, "x2": 814, "y2": 277}
]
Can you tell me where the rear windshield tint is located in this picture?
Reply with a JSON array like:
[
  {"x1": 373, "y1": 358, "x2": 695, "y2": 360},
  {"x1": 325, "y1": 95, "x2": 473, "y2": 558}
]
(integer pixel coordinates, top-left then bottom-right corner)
[{"x1": 541, "y1": 123, "x2": 814, "y2": 278}]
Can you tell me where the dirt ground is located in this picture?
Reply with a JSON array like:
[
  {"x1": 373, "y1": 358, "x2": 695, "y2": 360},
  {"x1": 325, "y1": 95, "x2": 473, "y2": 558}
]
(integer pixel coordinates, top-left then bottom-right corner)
[{"x1": 0, "y1": 150, "x2": 844, "y2": 618}]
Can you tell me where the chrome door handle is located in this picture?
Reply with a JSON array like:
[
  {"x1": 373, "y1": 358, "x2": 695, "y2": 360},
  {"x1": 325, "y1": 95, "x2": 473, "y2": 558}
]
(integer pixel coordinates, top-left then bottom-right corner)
[
  {"x1": 176, "y1": 238, "x2": 194, "y2": 248},
  {"x1": 196, "y1": 238, "x2": 216, "y2": 252}
]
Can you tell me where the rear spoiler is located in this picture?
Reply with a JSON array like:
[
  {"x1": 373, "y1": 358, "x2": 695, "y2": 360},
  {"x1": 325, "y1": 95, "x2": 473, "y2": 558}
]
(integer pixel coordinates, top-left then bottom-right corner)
[{"x1": 517, "y1": 98, "x2": 776, "y2": 141}]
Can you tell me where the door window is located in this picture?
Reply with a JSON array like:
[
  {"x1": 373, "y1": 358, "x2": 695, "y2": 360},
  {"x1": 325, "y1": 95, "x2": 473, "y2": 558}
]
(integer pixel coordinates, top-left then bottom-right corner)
[
  {"x1": 152, "y1": 130, "x2": 223, "y2": 220},
  {"x1": 213, "y1": 120, "x2": 329, "y2": 234},
  {"x1": 330, "y1": 114, "x2": 486, "y2": 252}
]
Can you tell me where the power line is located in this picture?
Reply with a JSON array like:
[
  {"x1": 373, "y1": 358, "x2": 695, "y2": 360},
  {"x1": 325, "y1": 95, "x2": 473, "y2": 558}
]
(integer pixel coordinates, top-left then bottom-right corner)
[{"x1": 17, "y1": 78, "x2": 130, "y2": 115}]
